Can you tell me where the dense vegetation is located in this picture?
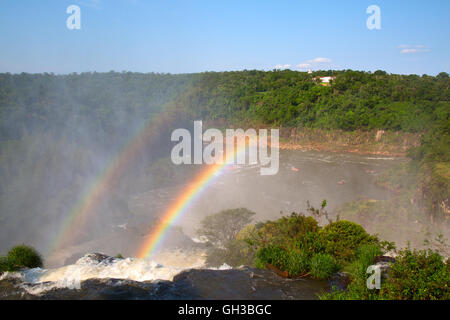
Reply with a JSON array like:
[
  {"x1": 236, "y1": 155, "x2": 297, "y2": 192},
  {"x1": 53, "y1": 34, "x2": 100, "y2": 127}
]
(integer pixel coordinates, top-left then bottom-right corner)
[
  {"x1": 321, "y1": 247, "x2": 450, "y2": 300},
  {"x1": 199, "y1": 206, "x2": 449, "y2": 300},
  {"x1": 0, "y1": 245, "x2": 43, "y2": 273},
  {"x1": 174, "y1": 70, "x2": 449, "y2": 131},
  {"x1": 202, "y1": 204, "x2": 392, "y2": 278},
  {"x1": 3, "y1": 70, "x2": 447, "y2": 140}
]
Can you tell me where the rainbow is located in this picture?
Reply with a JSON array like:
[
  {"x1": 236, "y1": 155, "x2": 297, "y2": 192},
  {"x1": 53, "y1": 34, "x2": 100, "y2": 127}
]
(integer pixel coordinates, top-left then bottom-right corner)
[
  {"x1": 137, "y1": 144, "x2": 246, "y2": 258},
  {"x1": 47, "y1": 115, "x2": 166, "y2": 258},
  {"x1": 136, "y1": 163, "x2": 222, "y2": 258},
  {"x1": 47, "y1": 114, "x2": 247, "y2": 261}
]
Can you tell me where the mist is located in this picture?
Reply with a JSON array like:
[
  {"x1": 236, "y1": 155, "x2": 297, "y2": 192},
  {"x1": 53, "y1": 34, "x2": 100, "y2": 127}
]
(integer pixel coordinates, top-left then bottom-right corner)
[
  {"x1": 0, "y1": 72, "x2": 196, "y2": 264},
  {"x1": 0, "y1": 72, "x2": 447, "y2": 269}
]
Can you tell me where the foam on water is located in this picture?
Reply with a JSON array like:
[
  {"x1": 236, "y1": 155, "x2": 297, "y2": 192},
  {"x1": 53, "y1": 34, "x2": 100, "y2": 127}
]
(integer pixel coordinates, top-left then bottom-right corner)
[{"x1": 0, "y1": 250, "x2": 208, "y2": 296}]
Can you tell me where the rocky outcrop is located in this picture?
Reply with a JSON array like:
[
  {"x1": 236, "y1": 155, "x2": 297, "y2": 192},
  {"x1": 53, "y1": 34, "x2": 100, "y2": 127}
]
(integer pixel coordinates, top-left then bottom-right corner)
[{"x1": 329, "y1": 272, "x2": 351, "y2": 291}]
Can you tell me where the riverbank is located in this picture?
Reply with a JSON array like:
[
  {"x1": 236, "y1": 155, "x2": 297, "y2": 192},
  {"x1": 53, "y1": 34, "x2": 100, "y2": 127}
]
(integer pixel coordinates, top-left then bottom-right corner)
[
  {"x1": 202, "y1": 123, "x2": 422, "y2": 157},
  {"x1": 276, "y1": 128, "x2": 421, "y2": 157}
]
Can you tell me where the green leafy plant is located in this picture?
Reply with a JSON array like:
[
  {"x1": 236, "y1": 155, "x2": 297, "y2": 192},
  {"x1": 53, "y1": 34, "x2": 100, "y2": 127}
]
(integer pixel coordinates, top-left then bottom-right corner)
[
  {"x1": 309, "y1": 253, "x2": 338, "y2": 279},
  {"x1": 319, "y1": 220, "x2": 380, "y2": 263},
  {"x1": 4, "y1": 245, "x2": 43, "y2": 270},
  {"x1": 0, "y1": 256, "x2": 14, "y2": 273},
  {"x1": 255, "y1": 245, "x2": 290, "y2": 271},
  {"x1": 248, "y1": 212, "x2": 319, "y2": 249},
  {"x1": 322, "y1": 247, "x2": 449, "y2": 300},
  {"x1": 287, "y1": 249, "x2": 310, "y2": 277},
  {"x1": 380, "y1": 248, "x2": 450, "y2": 300}
]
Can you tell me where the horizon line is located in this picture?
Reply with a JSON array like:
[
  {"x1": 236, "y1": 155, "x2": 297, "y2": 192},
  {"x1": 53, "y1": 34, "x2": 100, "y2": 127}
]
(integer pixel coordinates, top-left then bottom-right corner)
[{"x1": 0, "y1": 68, "x2": 447, "y2": 77}]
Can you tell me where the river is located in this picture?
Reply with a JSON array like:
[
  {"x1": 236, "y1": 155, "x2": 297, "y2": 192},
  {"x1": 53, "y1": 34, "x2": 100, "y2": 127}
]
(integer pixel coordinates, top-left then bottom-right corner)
[
  {"x1": 0, "y1": 150, "x2": 405, "y2": 299},
  {"x1": 131, "y1": 150, "x2": 405, "y2": 238}
]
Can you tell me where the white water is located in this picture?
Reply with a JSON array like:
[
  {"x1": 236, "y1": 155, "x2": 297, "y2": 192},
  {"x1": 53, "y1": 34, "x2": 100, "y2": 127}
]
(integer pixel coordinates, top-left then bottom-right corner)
[{"x1": 0, "y1": 250, "x2": 231, "y2": 296}]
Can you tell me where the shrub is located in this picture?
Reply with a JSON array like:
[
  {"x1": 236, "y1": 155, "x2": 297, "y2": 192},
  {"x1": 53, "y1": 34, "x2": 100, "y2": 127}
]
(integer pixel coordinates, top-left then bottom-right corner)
[
  {"x1": 330, "y1": 244, "x2": 384, "y2": 300},
  {"x1": 296, "y1": 231, "x2": 326, "y2": 256},
  {"x1": 322, "y1": 247, "x2": 450, "y2": 300},
  {"x1": 320, "y1": 220, "x2": 379, "y2": 262},
  {"x1": 0, "y1": 256, "x2": 14, "y2": 273},
  {"x1": 380, "y1": 248, "x2": 450, "y2": 300},
  {"x1": 310, "y1": 253, "x2": 338, "y2": 279},
  {"x1": 287, "y1": 250, "x2": 310, "y2": 277},
  {"x1": 6, "y1": 245, "x2": 43, "y2": 269},
  {"x1": 352, "y1": 244, "x2": 384, "y2": 274},
  {"x1": 250, "y1": 213, "x2": 387, "y2": 281},
  {"x1": 255, "y1": 245, "x2": 290, "y2": 271},
  {"x1": 255, "y1": 246, "x2": 310, "y2": 277},
  {"x1": 253, "y1": 213, "x2": 319, "y2": 249}
]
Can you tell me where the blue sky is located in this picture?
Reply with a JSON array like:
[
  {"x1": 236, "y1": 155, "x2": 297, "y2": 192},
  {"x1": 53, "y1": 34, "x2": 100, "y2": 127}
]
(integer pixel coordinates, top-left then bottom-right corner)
[{"x1": 0, "y1": 0, "x2": 448, "y2": 75}]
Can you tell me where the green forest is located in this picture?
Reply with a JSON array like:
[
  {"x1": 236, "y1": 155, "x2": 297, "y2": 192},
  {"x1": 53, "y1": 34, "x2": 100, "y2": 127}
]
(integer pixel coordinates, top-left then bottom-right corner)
[
  {"x1": 173, "y1": 69, "x2": 449, "y2": 131},
  {"x1": 196, "y1": 207, "x2": 449, "y2": 300},
  {"x1": 0, "y1": 70, "x2": 448, "y2": 254}
]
